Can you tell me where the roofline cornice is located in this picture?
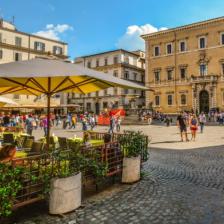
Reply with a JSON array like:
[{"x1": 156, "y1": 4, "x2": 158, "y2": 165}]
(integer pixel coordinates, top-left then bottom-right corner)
[{"x1": 141, "y1": 16, "x2": 224, "y2": 40}]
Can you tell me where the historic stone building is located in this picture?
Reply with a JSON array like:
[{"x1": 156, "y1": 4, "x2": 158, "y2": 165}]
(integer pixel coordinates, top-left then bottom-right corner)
[
  {"x1": 0, "y1": 19, "x2": 68, "y2": 106},
  {"x1": 70, "y1": 49, "x2": 145, "y2": 113},
  {"x1": 142, "y1": 17, "x2": 224, "y2": 113}
]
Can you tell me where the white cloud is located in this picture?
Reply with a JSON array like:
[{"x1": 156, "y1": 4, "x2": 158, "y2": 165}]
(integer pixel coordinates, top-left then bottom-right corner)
[
  {"x1": 34, "y1": 24, "x2": 73, "y2": 40},
  {"x1": 116, "y1": 24, "x2": 168, "y2": 51}
]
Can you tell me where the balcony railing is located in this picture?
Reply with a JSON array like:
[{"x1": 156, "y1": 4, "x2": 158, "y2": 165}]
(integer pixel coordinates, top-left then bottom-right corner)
[{"x1": 190, "y1": 75, "x2": 218, "y2": 83}]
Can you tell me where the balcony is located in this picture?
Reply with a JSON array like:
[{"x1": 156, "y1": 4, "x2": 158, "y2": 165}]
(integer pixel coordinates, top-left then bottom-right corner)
[{"x1": 190, "y1": 75, "x2": 218, "y2": 83}]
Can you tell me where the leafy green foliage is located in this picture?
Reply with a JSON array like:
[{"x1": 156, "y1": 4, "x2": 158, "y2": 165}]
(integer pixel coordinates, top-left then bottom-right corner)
[
  {"x1": 0, "y1": 163, "x2": 24, "y2": 217},
  {"x1": 118, "y1": 130, "x2": 149, "y2": 159}
]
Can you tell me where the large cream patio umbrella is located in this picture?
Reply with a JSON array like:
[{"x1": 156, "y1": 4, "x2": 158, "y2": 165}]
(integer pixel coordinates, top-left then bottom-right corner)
[
  {"x1": 0, "y1": 96, "x2": 18, "y2": 107},
  {"x1": 0, "y1": 58, "x2": 148, "y2": 150}
]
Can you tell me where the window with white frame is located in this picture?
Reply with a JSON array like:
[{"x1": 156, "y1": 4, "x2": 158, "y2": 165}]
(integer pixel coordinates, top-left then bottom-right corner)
[
  {"x1": 199, "y1": 36, "x2": 206, "y2": 49},
  {"x1": 124, "y1": 56, "x2": 129, "y2": 64},
  {"x1": 53, "y1": 46, "x2": 63, "y2": 55},
  {"x1": 124, "y1": 71, "x2": 129, "y2": 79},
  {"x1": 200, "y1": 64, "x2": 207, "y2": 76},
  {"x1": 155, "y1": 95, "x2": 160, "y2": 106},
  {"x1": 181, "y1": 94, "x2": 187, "y2": 105},
  {"x1": 34, "y1": 41, "x2": 45, "y2": 51},
  {"x1": 15, "y1": 36, "x2": 22, "y2": 47},
  {"x1": 113, "y1": 70, "x2": 118, "y2": 77},
  {"x1": 179, "y1": 40, "x2": 186, "y2": 52},
  {"x1": 167, "y1": 95, "x2": 173, "y2": 105},
  {"x1": 166, "y1": 43, "x2": 172, "y2": 54},
  {"x1": 96, "y1": 59, "x2": 99, "y2": 67},
  {"x1": 221, "y1": 33, "x2": 224, "y2": 45},
  {"x1": 104, "y1": 58, "x2": 108, "y2": 66},
  {"x1": 154, "y1": 46, "x2": 160, "y2": 56},
  {"x1": 87, "y1": 61, "x2": 91, "y2": 68},
  {"x1": 113, "y1": 56, "x2": 118, "y2": 64},
  {"x1": 133, "y1": 72, "x2": 137, "y2": 81}
]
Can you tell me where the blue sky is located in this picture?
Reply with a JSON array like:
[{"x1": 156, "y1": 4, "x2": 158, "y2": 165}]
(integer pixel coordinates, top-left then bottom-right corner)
[{"x1": 1, "y1": 0, "x2": 224, "y2": 59}]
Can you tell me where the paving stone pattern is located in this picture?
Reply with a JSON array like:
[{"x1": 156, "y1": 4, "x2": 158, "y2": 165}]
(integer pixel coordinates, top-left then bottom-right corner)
[{"x1": 17, "y1": 146, "x2": 224, "y2": 224}]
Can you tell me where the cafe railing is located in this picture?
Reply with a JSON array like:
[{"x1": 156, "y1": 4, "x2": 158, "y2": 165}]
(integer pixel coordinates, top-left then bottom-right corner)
[{"x1": 2, "y1": 141, "x2": 123, "y2": 210}]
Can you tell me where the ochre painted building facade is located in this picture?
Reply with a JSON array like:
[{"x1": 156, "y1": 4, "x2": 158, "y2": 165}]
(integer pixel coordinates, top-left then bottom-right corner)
[{"x1": 142, "y1": 17, "x2": 224, "y2": 114}]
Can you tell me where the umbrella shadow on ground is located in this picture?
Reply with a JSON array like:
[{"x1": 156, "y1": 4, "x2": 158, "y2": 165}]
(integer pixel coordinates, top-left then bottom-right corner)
[{"x1": 151, "y1": 140, "x2": 182, "y2": 144}]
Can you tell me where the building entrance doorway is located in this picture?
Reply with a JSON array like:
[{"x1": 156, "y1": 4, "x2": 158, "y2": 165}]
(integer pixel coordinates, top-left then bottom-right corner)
[{"x1": 199, "y1": 90, "x2": 209, "y2": 113}]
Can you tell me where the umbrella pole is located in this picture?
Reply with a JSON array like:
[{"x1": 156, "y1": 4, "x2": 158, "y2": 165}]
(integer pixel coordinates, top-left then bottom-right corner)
[{"x1": 46, "y1": 77, "x2": 51, "y2": 151}]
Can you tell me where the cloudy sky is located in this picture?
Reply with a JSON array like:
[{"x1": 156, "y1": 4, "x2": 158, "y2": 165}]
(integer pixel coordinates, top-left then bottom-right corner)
[{"x1": 1, "y1": 0, "x2": 224, "y2": 59}]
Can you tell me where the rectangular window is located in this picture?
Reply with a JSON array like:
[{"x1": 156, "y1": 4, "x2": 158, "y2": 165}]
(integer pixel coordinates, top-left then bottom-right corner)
[
  {"x1": 200, "y1": 64, "x2": 207, "y2": 76},
  {"x1": 141, "y1": 74, "x2": 145, "y2": 83},
  {"x1": 221, "y1": 33, "x2": 224, "y2": 45},
  {"x1": 104, "y1": 89, "x2": 108, "y2": 95},
  {"x1": 124, "y1": 71, "x2": 129, "y2": 79},
  {"x1": 154, "y1": 71, "x2": 160, "y2": 82},
  {"x1": 124, "y1": 89, "x2": 129, "y2": 94},
  {"x1": 87, "y1": 61, "x2": 91, "y2": 68},
  {"x1": 155, "y1": 95, "x2": 160, "y2": 106},
  {"x1": 166, "y1": 43, "x2": 172, "y2": 54},
  {"x1": 168, "y1": 95, "x2": 173, "y2": 105},
  {"x1": 133, "y1": 73, "x2": 137, "y2": 81},
  {"x1": 180, "y1": 41, "x2": 186, "y2": 52},
  {"x1": 167, "y1": 70, "x2": 172, "y2": 80},
  {"x1": 95, "y1": 91, "x2": 99, "y2": 97},
  {"x1": 34, "y1": 41, "x2": 45, "y2": 51},
  {"x1": 103, "y1": 102, "x2": 108, "y2": 108},
  {"x1": 0, "y1": 49, "x2": 3, "y2": 59},
  {"x1": 113, "y1": 56, "x2": 118, "y2": 64},
  {"x1": 154, "y1": 46, "x2": 160, "y2": 56},
  {"x1": 113, "y1": 70, "x2": 118, "y2": 77},
  {"x1": 124, "y1": 56, "x2": 129, "y2": 64},
  {"x1": 180, "y1": 68, "x2": 186, "y2": 79},
  {"x1": 104, "y1": 58, "x2": 108, "y2": 66},
  {"x1": 0, "y1": 33, "x2": 2, "y2": 42},
  {"x1": 15, "y1": 37, "x2": 22, "y2": 47},
  {"x1": 96, "y1": 59, "x2": 99, "y2": 67},
  {"x1": 53, "y1": 46, "x2": 63, "y2": 55},
  {"x1": 199, "y1": 37, "x2": 206, "y2": 49},
  {"x1": 14, "y1": 52, "x2": 22, "y2": 61},
  {"x1": 114, "y1": 87, "x2": 118, "y2": 95},
  {"x1": 86, "y1": 103, "x2": 91, "y2": 111},
  {"x1": 222, "y1": 64, "x2": 224, "y2": 75}
]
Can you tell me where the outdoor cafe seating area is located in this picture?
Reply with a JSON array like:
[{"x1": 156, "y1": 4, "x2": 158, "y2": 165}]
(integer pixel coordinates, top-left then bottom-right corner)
[{"x1": 0, "y1": 128, "x2": 148, "y2": 212}]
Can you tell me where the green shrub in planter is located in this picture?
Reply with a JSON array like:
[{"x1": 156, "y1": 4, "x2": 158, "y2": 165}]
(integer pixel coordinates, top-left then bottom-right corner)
[{"x1": 118, "y1": 130, "x2": 149, "y2": 158}]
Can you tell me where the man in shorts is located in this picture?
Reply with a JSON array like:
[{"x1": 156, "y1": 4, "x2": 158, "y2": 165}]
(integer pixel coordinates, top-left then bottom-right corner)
[{"x1": 177, "y1": 111, "x2": 189, "y2": 142}]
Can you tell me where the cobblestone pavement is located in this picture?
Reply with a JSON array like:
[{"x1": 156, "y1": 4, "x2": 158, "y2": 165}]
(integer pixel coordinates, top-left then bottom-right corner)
[{"x1": 14, "y1": 145, "x2": 224, "y2": 224}]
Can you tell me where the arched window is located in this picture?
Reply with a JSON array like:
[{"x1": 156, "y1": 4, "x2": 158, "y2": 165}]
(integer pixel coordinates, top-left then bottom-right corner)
[{"x1": 181, "y1": 94, "x2": 187, "y2": 105}]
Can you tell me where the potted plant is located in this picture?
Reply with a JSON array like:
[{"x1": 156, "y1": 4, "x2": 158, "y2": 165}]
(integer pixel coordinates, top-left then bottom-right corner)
[
  {"x1": 48, "y1": 150, "x2": 84, "y2": 215},
  {"x1": 118, "y1": 130, "x2": 148, "y2": 183},
  {"x1": 48, "y1": 149, "x2": 108, "y2": 215}
]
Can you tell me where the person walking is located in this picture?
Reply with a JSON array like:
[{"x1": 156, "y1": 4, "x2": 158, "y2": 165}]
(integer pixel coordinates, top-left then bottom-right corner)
[
  {"x1": 116, "y1": 116, "x2": 122, "y2": 132},
  {"x1": 25, "y1": 115, "x2": 34, "y2": 136},
  {"x1": 198, "y1": 112, "x2": 206, "y2": 133},
  {"x1": 177, "y1": 112, "x2": 189, "y2": 142},
  {"x1": 190, "y1": 114, "x2": 198, "y2": 141},
  {"x1": 109, "y1": 115, "x2": 115, "y2": 133}
]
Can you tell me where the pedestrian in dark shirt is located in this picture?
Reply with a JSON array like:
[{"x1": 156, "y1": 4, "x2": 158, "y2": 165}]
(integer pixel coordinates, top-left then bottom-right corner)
[{"x1": 177, "y1": 112, "x2": 189, "y2": 142}]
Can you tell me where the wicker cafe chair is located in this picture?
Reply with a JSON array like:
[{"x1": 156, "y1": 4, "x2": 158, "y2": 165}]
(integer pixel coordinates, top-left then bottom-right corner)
[
  {"x1": 27, "y1": 141, "x2": 44, "y2": 156},
  {"x1": 3, "y1": 133, "x2": 15, "y2": 145},
  {"x1": 67, "y1": 140, "x2": 81, "y2": 153},
  {"x1": 21, "y1": 138, "x2": 34, "y2": 152},
  {"x1": 58, "y1": 137, "x2": 68, "y2": 151}
]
